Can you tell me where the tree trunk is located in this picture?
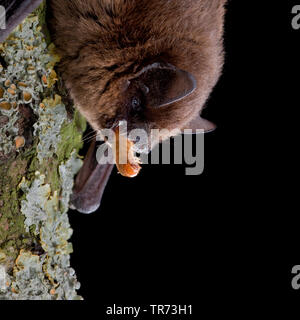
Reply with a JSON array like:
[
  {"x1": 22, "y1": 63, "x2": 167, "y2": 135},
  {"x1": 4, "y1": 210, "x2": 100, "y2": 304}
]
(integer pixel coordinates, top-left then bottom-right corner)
[{"x1": 0, "y1": 2, "x2": 85, "y2": 300}]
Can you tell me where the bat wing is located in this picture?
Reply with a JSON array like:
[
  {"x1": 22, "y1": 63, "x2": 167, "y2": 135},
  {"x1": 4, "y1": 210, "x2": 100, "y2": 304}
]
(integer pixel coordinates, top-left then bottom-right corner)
[
  {"x1": 0, "y1": 0, "x2": 43, "y2": 43},
  {"x1": 70, "y1": 138, "x2": 114, "y2": 214}
]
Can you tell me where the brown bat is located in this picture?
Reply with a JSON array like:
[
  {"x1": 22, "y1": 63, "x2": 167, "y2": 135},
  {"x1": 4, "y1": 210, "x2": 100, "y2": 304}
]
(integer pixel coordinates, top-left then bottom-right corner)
[{"x1": 47, "y1": 0, "x2": 227, "y2": 213}]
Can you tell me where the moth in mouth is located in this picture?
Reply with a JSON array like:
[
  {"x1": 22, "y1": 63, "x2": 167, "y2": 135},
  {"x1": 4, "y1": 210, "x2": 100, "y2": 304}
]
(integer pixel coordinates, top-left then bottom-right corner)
[
  {"x1": 113, "y1": 126, "x2": 142, "y2": 178},
  {"x1": 46, "y1": 0, "x2": 227, "y2": 213}
]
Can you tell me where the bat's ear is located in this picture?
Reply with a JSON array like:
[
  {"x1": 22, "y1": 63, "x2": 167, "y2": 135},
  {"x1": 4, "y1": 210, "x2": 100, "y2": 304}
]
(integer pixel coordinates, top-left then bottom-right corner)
[
  {"x1": 131, "y1": 62, "x2": 197, "y2": 108},
  {"x1": 182, "y1": 115, "x2": 216, "y2": 134}
]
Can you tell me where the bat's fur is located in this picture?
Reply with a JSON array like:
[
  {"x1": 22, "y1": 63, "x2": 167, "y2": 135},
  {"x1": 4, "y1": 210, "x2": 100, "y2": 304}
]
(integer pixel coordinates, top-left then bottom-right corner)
[{"x1": 48, "y1": 0, "x2": 226, "y2": 144}]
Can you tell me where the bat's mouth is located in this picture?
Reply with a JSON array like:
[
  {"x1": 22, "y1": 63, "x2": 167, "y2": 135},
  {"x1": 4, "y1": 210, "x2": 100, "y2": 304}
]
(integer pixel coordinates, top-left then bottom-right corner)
[{"x1": 112, "y1": 126, "x2": 142, "y2": 178}]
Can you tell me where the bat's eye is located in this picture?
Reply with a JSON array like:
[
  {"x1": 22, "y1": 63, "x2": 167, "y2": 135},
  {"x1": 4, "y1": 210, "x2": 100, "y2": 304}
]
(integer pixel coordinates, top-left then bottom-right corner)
[{"x1": 131, "y1": 97, "x2": 142, "y2": 112}]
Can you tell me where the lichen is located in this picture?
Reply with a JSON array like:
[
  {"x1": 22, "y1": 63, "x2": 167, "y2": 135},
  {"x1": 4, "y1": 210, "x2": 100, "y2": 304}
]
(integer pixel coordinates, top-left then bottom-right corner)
[
  {"x1": 59, "y1": 151, "x2": 83, "y2": 214},
  {"x1": 0, "y1": 7, "x2": 58, "y2": 159},
  {"x1": 0, "y1": 2, "x2": 86, "y2": 300},
  {"x1": 2, "y1": 250, "x2": 52, "y2": 300},
  {"x1": 34, "y1": 96, "x2": 68, "y2": 163},
  {"x1": 0, "y1": 249, "x2": 80, "y2": 300},
  {"x1": 20, "y1": 172, "x2": 51, "y2": 234}
]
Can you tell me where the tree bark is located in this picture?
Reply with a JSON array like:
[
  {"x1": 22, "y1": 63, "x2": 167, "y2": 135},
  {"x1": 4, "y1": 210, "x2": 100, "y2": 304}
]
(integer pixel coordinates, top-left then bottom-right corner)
[{"x1": 0, "y1": 2, "x2": 85, "y2": 300}]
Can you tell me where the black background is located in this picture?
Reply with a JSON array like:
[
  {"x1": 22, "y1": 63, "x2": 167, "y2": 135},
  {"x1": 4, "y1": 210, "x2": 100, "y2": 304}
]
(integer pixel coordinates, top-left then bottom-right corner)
[{"x1": 65, "y1": 1, "x2": 295, "y2": 315}]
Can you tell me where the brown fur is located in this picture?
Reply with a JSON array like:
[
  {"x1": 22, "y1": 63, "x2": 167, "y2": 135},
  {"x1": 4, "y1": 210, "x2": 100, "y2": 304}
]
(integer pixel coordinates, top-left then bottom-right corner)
[{"x1": 47, "y1": 0, "x2": 226, "y2": 142}]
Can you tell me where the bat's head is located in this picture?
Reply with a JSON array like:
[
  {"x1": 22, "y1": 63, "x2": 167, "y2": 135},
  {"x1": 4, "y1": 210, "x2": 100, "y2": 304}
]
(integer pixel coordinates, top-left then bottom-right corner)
[{"x1": 72, "y1": 61, "x2": 214, "y2": 155}]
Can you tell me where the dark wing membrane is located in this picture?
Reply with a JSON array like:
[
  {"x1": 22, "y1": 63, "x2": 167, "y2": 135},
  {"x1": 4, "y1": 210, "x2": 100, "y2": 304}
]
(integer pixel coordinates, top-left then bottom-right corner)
[
  {"x1": 70, "y1": 139, "x2": 114, "y2": 214},
  {"x1": 0, "y1": 0, "x2": 43, "y2": 43}
]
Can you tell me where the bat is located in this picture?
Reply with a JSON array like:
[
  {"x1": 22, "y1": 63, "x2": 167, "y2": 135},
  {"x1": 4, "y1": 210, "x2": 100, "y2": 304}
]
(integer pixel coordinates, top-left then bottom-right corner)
[
  {"x1": 4, "y1": 0, "x2": 227, "y2": 213},
  {"x1": 47, "y1": 0, "x2": 227, "y2": 213}
]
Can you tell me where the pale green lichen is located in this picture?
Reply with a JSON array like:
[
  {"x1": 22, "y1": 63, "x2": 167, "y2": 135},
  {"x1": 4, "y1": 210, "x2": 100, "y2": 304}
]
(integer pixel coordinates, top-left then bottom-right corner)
[
  {"x1": 59, "y1": 151, "x2": 83, "y2": 214},
  {"x1": 7, "y1": 250, "x2": 52, "y2": 300},
  {"x1": 0, "y1": 264, "x2": 9, "y2": 293},
  {"x1": 0, "y1": 10, "x2": 64, "y2": 160},
  {"x1": 20, "y1": 172, "x2": 51, "y2": 234},
  {"x1": 0, "y1": 250, "x2": 80, "y2": 300},
  {"x1": 34, "y1": 96, "x2": 68, "y2": 163},
  {"x1": 0, "y1": 110, "x2": 19, "y2": 155},
  {"x1": 14, "y1": 165, "x2": 82, "y2": 300},
  {"x1": 0, "y1": 2, "x2": 86, "y2": 300}
]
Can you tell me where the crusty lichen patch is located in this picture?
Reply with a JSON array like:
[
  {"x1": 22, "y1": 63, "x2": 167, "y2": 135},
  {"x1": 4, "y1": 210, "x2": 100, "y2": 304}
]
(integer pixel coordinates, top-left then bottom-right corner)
[{"x1": 0, "y1": 2, "x2": 86, "y2": 300}]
